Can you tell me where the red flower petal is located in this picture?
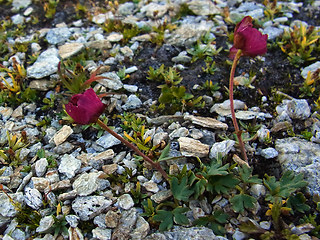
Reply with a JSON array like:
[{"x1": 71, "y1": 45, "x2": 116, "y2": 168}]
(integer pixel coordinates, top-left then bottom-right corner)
[{"x1": 65, "y1": 89, "x2": 105, "y2": 125}]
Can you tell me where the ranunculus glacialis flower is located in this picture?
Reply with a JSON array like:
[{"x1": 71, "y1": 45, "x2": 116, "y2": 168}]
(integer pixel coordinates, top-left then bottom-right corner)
[
  {"x1": 65, "y1": 88, "x2": 105, "y2": 125},
  {"x1": 229, "y1": 16, "x2": 268, "y2": 59}
]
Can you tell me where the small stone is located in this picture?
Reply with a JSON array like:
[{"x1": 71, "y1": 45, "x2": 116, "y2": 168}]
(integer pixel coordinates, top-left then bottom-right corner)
[
  {"x1": 58, "y1": 42, "x2": 84, "y2": 59},
  {"x1": 170, "y1": 127, "x2": 189, "y2": 139},
  {"x1": 232, "y1": 229, "x2": 246, "y2": 240},
  {"x1": 52, "y1": 125, "x2": 73, "y2": 146},
  {"x1": 36, "y1": 216, "x2": 54, "y2": 233},
  {"x1": 66, "y1": 215, "x2": 80, "y2": 228},
  {"x1": 122, "y1": 94, "x2": 142, "y2": 110},
  {"x1": 287, "y1": 99, "x2": 311, "y2": 120},
  {"x1": 260, "y1": 147, "x2": 278, "y2": 159},
  {"x1": 178, "y1": 137, "x2": 209, "y2": 158},
  {"x1": 130, "y1": 216, "x2": 150, "y2": 239},
  {"x1": 250, "y1": 184, "x2": 266, "y2": 198},
  {"x1": 29, "y1": 80, "x2": 55, "y2": 91},
  {"x1": 72, "y1": 196, "x2": 112, "y2": 221},
  {"x1": 107, "y1": 33, "x2": 123, "y2": 42},
  {"x1": 188, "y1": 0, "x2": 221, "y2": 15},
  {"x1": 58, "y1": 154, "x2": 81, "y2": 179},
  {"x1": 184, "y1": 115, "x2": 228, "y2": 130},
  {"x1": 301, "y1": 61, "x2": 320, "y2": 79},
  {"x1": 117, "y1": 194, "x2": 134, "y2": 210},
  {"x1": 143, "y1": 180, "x2": 159, "y2": 193},
  {"x1": 97, "y1": 72, "x2": 123, "y2": 90},
  {"x1": 35, "y1": 158, "x2": 48, "y2": 177},
  {"x1": 46, "y1": 27, "x2": 71, "y2": 45},
  {"x1": 150, "y1": 190, "x2": 172, "y2": 203},
  {"x1": 0, "y1": 107, "x2": 13, "y2": 120},
  {"x1": 105, "y1": 210, "x2": 120, "y2": 228},
  {"x1": 102, "y1": 164, "x2": 118, "y2": 175},
  {"x1": 24, "y1": 187, "x2": 43, "y2": 210},
  {"x1": 92, "y1": 227, "x2": 112, "y2": 240},
  {"x1": 12, "y1": 0, "x2": 32, "y2": 11},
  {"x1": 11, "y1": 106, "x2": 23, "y2": 118},
  {"x1": 73, "y1": 172, "x2": 104, "y2": 196},
  {"x1": 209, "y1": 140, "x2": 235, "y2": 159},
  {"x1": 32, "y1": 177, "x2": 50, "y2": 192}
]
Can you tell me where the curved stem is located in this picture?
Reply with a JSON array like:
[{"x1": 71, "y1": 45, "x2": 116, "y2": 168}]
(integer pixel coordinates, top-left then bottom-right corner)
[
  {"x1": 229, "y1": 49, "x2": 248, "y2": 162},
  {"x1": 96, "y1": 119, "x2": 169, "y2": 181}
]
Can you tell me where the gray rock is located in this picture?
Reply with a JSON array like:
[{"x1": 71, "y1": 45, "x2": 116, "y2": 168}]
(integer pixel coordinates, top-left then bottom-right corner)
[
  {"x1": 0, "y1": 192, "x2": 24, "y2": 218},
  {"x1": 112, "y1": 208, "x2": 137, "y2": 239},
  {"x1": 123, "y1": 84, "x2": 138, "y2": 93},
  {"x1": 150, "y1": 190, "x2": 172, "y2": 204},
  {"x1": 301, "y1": 61, "x2": 320, "y2": 79},
  {"x1": 209, "y1": 140, "x2": 235, "y2": 159},
  {"x1": 140, "y1": 3, "x2": 168, "y2": 18},
  {"x1": 52, "y1": 125, "x2": 73, "y2": 146},
  {"x1": 287, "y1": 99, "x2": 310, "y2": 120},
  {"x1": 106, "y1": 33, "x2": 123, "y2": 42},
  {"x1": 12, "y1": 0, "x2": 32, "y2": 10},
  {"x1": 46, "y1": 27, "x2": 71, "y2": 45},
  {"x1": 122, "y1": 94, "x2": 142, "y2": 110},
  {"x1": 58, "y1": 42, "x2": 85, "y2": 59},
  {"x1": 184, "y1": 115, "x2": 228, "y2": 130},
  {"x1": 24, "y1": 187, "x2": 43, "y2": 210},
  {"x1": 58, "y1": 154, "x2": 81, "y2": 179},
  {"x1": 130, "y1": 216, "x2": 150, "y2": 240},
  {"x1": 275, "y1": 137, "x2": 320, "y2": 195},
  {"x1": 36, "y1": 215, "x2": 54, "y2": 233},
  {"x1": 170, "y1": 127, "x2": 189, "y2": 139},
  {"x1": 233, "y1": 229, "x2": 247, "y2": 240},
  {"x1": 72, "y1": 196, "x2": 112, "y2": 221},
  {"x1": 65, "y1": 215, "x2": 80, "y2": 228},
  {"x1": 32, "y1": 177, "x2": 50, "y2": 192},
  {"x1": 35, "y1": 158, "x2": 48, "y2": 177},
  {"x1": 29, "y1": 79, "x2": 55, "y2": 91},
  {"x1": 262, "y1": 26, "x2": 284, "y2": 40},
  {"x1": 172, "y1": 51, "x2": 192, "y2": 63},
  {"x1": 73, "y1": 172, "x2": 104, "y2": 196},
  {"x1": 260, "y1": 147, "x2": 278, "y2": 159},
  {"x1": 117, "y1": 194, "x2": 134, "y2": 210},
  {"x1": 118, "y1": 2, "x2": 135, "y2": 16},
  {"x1": 250, "y1": 184, "x2": 266, "y2": 199},
  {"x1": 143, "y1": 180, "x2": 159, "y2": 193},
  {"x1": 96, "y1": 132, "x2": 121, "y2": 149},
  {"x1": 105, "y1": 210, "x2": 120, "y2": 228},
  {"x1": 146, "y1": 226, "x2": 225, "y2": 240},
  {"x1": 92, "y1": 227, "x2": 112, "y2": 240},
  {"x1": 27, "y1": 48, "x2": 60, "y2": 79},
  {"x1": 187, "y1": 0, "x2": 221, "y2": 16},
  {"x1": 11, "y1": 14, "x2": 24, "y2": 25},
  {"x1": 178, "y1": 137, "x2": 209, "y2": 158},
  {"x1": 98, "y1": 72, "x2": 123, "y2": 90}
]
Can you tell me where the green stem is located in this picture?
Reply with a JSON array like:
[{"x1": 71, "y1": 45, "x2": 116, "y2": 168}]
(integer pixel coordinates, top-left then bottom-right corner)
[
  {"x1": 96, "y1": 119, "x2": 169, "y2": 181},
  {"x1": 229, "y1": 50, "x2": 248, "y2": 162}
]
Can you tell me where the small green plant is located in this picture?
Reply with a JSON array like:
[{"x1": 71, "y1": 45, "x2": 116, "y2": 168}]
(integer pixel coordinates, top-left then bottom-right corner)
[
  {"x1": 41, "y1": 94, "x2": 56, "y2": 111},
  {"x1": 202, "y1": 80, "x2": 220, "y2": 96},
  {"x1": 130, "y1": 182, "x2": 148, "y2": 204},
  {"x1": 263, "y1": 0, "x2": 283, "y2": 20},
  {"x1": 36, "y1": 149, "x2": 57, "y2": 169},
  {"x1": 202, "y1": 57, "x2": 218, "y2": 75},
  {"x1": 150, "y1": 20, "x2": 176, "y2": 46},
  {"x1": 0, "y1": 131, "x2": 29, "y2": 166},
  {"x1": 0, "y1": 184, "x2": 41, "y2": 232},
  {"x1": 0, "y1": 59, "x2": 37, "y2": 106},
  {"x1": 230, "y1": 165, "x2": 262, "y2": 213},
  {"x1": 43, "y1": 0, "x2": 60, "y2": 19},
  {"x1": 299, "y1": 69, "x2": 319, "y2": 98},
  {"x1": 278, "y1": 24, "x2": 320, "y2": 66},
  {"x1": 187, "y1": 33, "x2": 222, "y2": 63},
  {"x1": 117, "y1": 66, "x2": 130, "y2": 80},
  {"x1": 82, "y1": 115, "x2": 109, "y2": 138},
  {"x1": 58, "y1": 61, "x2": 106, "y2": 94}
]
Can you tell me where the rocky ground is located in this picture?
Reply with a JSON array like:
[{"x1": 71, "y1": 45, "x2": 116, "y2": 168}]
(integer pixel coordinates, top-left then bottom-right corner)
[{"x1": 0, "y1": 0, "x2": 320, "y2": 239}]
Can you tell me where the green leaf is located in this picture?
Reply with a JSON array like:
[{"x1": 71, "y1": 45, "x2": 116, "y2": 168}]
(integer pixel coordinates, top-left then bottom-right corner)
[
  {"x1": 141, "y1": 199, "x2": 155, "y2": 217},
  {"x1": 206, "y1": 175, "x2": 239, "y2": 194},
  {"x1": 238, "y1": 165, "x2": 262, "y2": 184},
  {"x1": 172, "y1": 207, "x2": 189, "y2": 225},
  {"x1": 264, "y1": 171, "x2": 307, "y2": 201},
  {"x1": 194, "y1": 210, "x2": 228, "y2": 236},
  {"x1": 153, "y1": 210, "x2": 173, "y2": 231},
  {"x1": 230, "y1": 193, "x2": 256, "y2": 213},
  {"x1": 158, "y1": 143, "x2": 171, "y2": 161},
  {"x1": 287, "y1": 192, "x2": 310, "y2": 213},
  {"x1": 171, "y1": 176, "x2": 194, "y2": 201},
  {"x1": 239, "y1": 220, "x2": 265, "y2": 234},
  {"x1": 206, "y1": 160, "x2": 229, "y2": 176}
]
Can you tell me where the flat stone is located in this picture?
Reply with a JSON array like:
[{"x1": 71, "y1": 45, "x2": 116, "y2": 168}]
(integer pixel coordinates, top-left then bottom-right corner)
[
  {"x1": 58, "y1": 42, "x2": 84, "y2": 59},
  {"x1": 52, "y1": 125, "x2": 73, "y2": 146},
  {"x1": 102, "y1": 164, "x2": 118, "y2": 175},
  {"x1": 184, "y1": 115, "x2": 228, "y2": 130},
  {"x1": 260, "y1": 147, "x2": 278, "y2": 159},
  {"x1": 92, "y1": 227, "x2": 112, "y2": 240},
  {"x1": 36, "y1": 216, "x2": 54, "y2": 233},
  {"x1": 301, "y1": 61, "x2": 320, "y2": 79},
  {"x1": 72, "y1": 196, "x2": 112, "y2": 221},
  {"x1": 32, "y1": 177, "x2": 50, "y2": 192},
  {"x1": 106, "y1": 33, "x2": 123, "y2": 42},
  {"x1": 143, "y1": 180, "x2": 159, "y2": 193},
  {"x1": 58, "y1": 154, "x2": 81, "y2": 179},
  {"x1": 73, "y1": 172, "x2": 103, "y2": 196},
  {"x1": 46, "y1": 27, "x2": 71, "y2": 45},
  {"x1": 187, "y1": 0, "x2": 221, "y2": 15},
  {"x1": 178, "y1": 137, "x2": 209, "y2": 158},
  {"x1": 117, "y1": 194, "x2": 134, "y2": 210},
  {"x1": 209, "y1": 140, "x2": 235, "y2": 159},
  {"x1": 97, "y1": 72, "x2": 123, "y2": 90},
  {"x1": 24, "y1": 187, "x2": 43, "y2": 210},
  {"x1": 28, "y1": 80, "x2": 55, "y2": 91},
  {"x1": 105, "y1": 210, "x2": 120, "y2": 228},
  {"x1": 150, "y1": 190, "x2": 172, "y2": 203}
]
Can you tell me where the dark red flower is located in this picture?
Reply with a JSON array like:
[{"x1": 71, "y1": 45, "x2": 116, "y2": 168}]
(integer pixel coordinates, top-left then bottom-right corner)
[
  {"x1": 65, "y1": 88, "x2": 105, "y2": 125},
  {"x1": 229, "y1": 16, "x2": 268, "y2": 59}
]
